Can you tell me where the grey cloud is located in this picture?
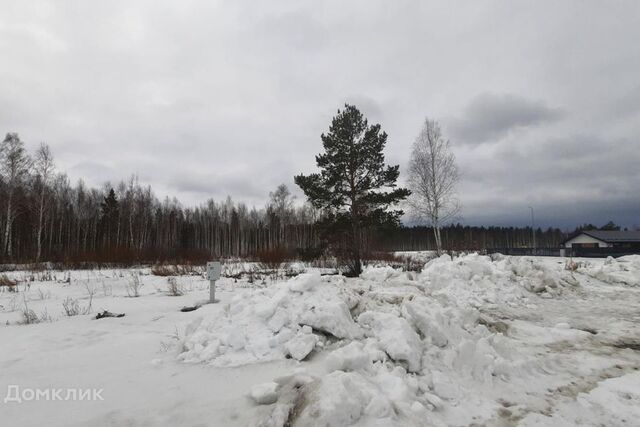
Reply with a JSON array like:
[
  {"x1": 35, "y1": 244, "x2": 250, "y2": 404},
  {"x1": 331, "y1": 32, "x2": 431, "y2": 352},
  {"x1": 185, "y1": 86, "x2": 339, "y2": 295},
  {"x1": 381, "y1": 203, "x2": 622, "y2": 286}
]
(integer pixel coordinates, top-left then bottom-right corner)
[
  {"x1": 457, "y1": 133, "x2": 640, "y2": 227},
  {"x1": 343, "y1": 95, "x2": 384, "y2": 123},
  {"x1": 166, "y1": 156, "x2": 301, "y2": 208},
  {"x1": 68, "y1": 162, "x2": 119, "y2": 187},
  {"x1": 609, "y1": 85, "x2": 640, "y2": 119},
  {"x1": 2, "y1": 1, "x2": 640, "y2": 227},
  {"x1": 448, "y1": 93, "x2": 564, "y2": 144},
  {"x1": 171, "y1": 174, "x2": 264, "y2": 201}
]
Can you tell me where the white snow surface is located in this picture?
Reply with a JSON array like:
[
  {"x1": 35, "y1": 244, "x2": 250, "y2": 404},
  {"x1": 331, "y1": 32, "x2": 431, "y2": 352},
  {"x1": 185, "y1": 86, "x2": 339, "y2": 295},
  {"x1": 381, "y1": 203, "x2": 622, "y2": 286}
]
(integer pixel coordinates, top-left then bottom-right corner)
[{"x1": 1, "y1": 254, "x2": 639, "y2": 426}]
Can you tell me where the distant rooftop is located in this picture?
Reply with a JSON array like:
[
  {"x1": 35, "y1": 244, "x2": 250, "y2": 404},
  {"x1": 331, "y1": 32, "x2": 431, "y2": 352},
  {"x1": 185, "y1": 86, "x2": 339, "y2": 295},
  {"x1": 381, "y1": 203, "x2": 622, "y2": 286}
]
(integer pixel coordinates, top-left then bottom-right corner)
[{"x1": 581, "y1": 230, "x2": 640, "y2": 243}]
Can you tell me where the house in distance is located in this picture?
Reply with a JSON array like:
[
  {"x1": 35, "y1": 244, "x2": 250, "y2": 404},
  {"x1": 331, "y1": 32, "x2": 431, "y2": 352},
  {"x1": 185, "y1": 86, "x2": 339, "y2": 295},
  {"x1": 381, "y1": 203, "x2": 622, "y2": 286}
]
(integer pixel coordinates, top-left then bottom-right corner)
[{"x1": 563, "y1": 230, "x2": 640, "y2": 250}]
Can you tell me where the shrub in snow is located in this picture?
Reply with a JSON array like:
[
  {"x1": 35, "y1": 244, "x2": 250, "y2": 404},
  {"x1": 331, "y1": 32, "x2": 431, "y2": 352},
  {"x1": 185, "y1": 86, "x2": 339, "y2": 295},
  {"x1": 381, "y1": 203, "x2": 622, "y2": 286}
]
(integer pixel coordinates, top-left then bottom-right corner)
[
  {"x1": 18, "y1": 296, "x2": 53, "y2": 324},
  {"x1": 564, "y1": 258, "x2": 581, "y2": 272},
  {"x1": 167, "y1": 277, "x2": 183, "y2": 296},
  {"x1": 36, "y1": 288, "x2": 51, "y2": 300},
  {"x1": 256, "y1": 248, "x2": 290, "y2": 276},
  {"x1": 20, "y1": 306, "x2": 39, "y2": 324},
  {"x1": 152, "y1": 263, "x2": 201, "y2": 277},
  {"x1": 126, "y1": 273, "x2": 143, "y2": 297},
  {"x1": 151, "y1": 264, "x2": 176, "y2": 276},
  {"x1": 0, "y1": 274, "x2": 19, "y2": 292},
  {"x1": 62, "y1": 297, "x2": 81, "y2": 316}
]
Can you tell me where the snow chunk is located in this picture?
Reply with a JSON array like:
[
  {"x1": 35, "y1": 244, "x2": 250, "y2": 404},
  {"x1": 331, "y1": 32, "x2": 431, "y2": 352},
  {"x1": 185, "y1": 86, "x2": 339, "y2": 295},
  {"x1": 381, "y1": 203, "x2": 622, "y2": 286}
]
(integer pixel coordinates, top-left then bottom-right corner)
[
  {"x1": 360, "y1": 265, "x2": 400, "y2": 282},
  {"x1": 291, "y1": 371, "x2": 396, "y2": 425},
  {"x1": 262, "y1": 366, "x2": 429, "y2": 426},
  {"x1": 298, "y1": 299, "x2": 362, "y2": 339},
  {"x1": 249, "y1": 382, "x2": 280, "y2": 405},
  {"x1": 358, "y1": 311, "x2": 422, "y2": 372},
  {"x1": 326, "y1": 341, "x2": 370, "y2": 372},
  {"x1": 288, "y1": 272, "x2": 320, "y2": 292},
  {"x1": 284, "y1": 327, "x2": 318, "y2": 361},
  {"x1": 403, "y1": 297, "x2": 478, "y2": 347}
]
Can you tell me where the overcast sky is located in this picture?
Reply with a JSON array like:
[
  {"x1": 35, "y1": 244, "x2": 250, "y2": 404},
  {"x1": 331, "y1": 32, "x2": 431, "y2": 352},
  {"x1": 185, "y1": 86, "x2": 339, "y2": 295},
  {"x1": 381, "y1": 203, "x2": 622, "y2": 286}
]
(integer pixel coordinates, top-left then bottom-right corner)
[{"x1": 1, "y1": 1, "x2": 639, "y2": 229}]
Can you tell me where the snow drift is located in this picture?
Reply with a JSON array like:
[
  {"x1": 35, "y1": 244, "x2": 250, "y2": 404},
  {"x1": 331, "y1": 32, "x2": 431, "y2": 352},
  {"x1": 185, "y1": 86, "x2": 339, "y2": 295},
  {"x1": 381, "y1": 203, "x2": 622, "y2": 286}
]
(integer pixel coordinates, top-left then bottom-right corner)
[{"x1": 176, "y1": 253, "x2": 593, "y2": 426}]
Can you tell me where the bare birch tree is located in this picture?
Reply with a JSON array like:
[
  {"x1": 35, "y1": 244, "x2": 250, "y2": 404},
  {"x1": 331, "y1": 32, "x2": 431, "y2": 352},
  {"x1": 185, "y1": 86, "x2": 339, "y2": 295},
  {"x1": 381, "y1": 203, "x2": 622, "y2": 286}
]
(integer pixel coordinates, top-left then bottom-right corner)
[
  {"x1": 269, "y1": 184, "x2": 295, "y2": 225},
  {"x1": 33, "y1": 143, "x2": 55, "y2": 261},
  {"x1": 407, "y1": 119, "x2": 460, "y2": 254},
  {"x1": 0, "y1": 133, "x2": 32, "y2": 257}
]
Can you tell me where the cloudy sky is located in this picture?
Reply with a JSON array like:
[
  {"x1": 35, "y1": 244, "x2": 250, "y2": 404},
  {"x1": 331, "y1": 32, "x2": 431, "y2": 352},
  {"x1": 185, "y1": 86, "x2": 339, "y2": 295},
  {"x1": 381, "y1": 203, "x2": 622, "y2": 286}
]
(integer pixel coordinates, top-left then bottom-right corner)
[{"x1": 1, "y1": 1, "x2": 639, "y2": 229}]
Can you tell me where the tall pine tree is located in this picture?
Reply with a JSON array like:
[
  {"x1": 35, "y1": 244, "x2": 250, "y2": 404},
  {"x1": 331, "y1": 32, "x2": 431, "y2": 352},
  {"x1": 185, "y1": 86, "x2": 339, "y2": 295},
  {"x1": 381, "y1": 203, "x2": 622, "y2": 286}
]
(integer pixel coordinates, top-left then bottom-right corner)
[
  {"x1": 295, "y1": 104, "x2": 410, "y2": 275},
  {"x1": 100, "y1": 188, "x2": 119, "y2": 247}
]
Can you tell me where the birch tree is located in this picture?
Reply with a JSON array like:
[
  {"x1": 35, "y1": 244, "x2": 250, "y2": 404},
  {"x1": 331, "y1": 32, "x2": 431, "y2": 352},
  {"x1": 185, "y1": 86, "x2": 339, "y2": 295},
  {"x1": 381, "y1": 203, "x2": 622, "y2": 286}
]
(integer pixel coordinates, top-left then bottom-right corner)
[
  {"x1": 33, "y1": 143, "x2": 55, "y2": 261},
  {"x1": 0, "y1": 133, "x2": 31, "y2": 257},
  {"x1": 407, "y1": 119, "x2": 460, "y2": 254}
]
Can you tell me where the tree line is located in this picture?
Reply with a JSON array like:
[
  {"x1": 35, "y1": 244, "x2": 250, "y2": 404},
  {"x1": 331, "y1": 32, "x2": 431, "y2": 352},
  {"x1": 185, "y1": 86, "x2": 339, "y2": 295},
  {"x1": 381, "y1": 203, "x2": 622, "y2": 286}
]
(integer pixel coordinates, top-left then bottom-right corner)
[
  {"x1": 0, "y1": 135, "x2": 321, "y2": 264},
  {"x1": 0, "y1": 110, "x2": 589, "y2": 266}
]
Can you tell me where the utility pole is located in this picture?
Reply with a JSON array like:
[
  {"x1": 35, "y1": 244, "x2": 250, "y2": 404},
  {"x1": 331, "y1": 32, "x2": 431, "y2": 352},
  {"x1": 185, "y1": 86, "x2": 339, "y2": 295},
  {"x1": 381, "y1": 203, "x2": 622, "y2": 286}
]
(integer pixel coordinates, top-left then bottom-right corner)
[{"x1": 528, "y1": 206, "x2": 536, "y2": 252}]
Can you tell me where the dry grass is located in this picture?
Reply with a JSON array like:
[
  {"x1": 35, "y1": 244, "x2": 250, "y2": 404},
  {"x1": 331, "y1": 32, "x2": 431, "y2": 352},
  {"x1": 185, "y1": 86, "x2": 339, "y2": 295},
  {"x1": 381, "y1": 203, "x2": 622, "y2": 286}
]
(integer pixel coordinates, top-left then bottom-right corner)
[
  {"x1": 0, "y1": 274, "x2": 18, "y2": 292},
  {"x1": 62, "y1": 297, "x2": 82, "y2": 316},
  {"x1": 126, "y1": 273, "x2": 143, "y2": 297},
  {"x1": 166, "y1": 277, "x2": 183, "y2": 296},
  {"x1": 256, "y1": 248, "x2": 290, "y2": 272},
  {"x1": 564, "y1": 259, "x2": 582, "y2": 272},
  {"x1": 151, "y1": 263, "x2": 200, "y2": 277},
  {"x1": 364, "y1": 252, "x2": 424, "y2": 272}
]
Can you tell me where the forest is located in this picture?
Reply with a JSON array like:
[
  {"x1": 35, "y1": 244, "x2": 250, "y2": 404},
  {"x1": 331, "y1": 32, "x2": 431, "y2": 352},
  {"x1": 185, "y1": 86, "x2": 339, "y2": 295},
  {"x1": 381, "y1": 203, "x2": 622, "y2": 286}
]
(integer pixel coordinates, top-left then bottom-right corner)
[{"x1": 0, "y1": 132, "x2": 574, "y2": 265}]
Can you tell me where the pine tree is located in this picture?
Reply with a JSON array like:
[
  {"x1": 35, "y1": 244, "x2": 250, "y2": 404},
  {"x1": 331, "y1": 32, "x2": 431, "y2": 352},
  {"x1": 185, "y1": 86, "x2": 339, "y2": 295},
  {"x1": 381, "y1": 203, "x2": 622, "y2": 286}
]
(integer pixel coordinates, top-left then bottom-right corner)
[
  {"x1": 600, "y1": 221, "x2": 620, "y2": 231},
  {"x1": 295, "y1": 104, "x2": 410, "y2": 275},
  {"x1": 100, "y1": 188, "x2": 119, "y2": 247}
]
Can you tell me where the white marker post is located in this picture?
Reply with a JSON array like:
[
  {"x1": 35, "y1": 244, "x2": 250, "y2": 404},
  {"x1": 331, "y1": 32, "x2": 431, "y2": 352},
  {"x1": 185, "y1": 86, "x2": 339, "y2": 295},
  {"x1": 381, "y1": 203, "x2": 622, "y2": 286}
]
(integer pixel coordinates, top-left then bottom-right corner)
[{"x1": 206, "y1": 261, "x2": 222, "y2": 303}]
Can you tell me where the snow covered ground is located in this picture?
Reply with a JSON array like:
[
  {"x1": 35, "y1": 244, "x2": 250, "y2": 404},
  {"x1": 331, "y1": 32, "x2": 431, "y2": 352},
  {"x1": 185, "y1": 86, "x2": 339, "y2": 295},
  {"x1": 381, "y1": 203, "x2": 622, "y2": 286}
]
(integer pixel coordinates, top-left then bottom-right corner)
[{"x1": 0, "y1": 255, "x2": 639, "y2": 426}]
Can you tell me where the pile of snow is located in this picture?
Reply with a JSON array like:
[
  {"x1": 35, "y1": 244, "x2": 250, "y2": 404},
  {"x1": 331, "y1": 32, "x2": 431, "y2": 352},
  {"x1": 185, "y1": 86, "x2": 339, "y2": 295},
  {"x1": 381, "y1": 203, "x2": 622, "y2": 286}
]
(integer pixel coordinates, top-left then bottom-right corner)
[
  {"x1": 177, "y1": 272, "x2": 362, "y2": 366},
  {"x1": 177, "y1": 253, "x2": 603, "y2": 426},
  {"x1": 417, "y1": 254, "x2": 578, "y2": 308},
  {"x1": 581, "y1": 255, "x2": 640, "y2": 287},
  {"x1": 178, "y1": 253, "x2": 574, "y2": 371}
]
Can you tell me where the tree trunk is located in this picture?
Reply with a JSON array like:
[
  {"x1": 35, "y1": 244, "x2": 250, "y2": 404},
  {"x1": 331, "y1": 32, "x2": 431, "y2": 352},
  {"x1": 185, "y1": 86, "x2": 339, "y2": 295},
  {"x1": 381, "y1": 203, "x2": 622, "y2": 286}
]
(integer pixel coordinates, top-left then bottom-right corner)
[
  {"x1": 433, "y1": 220, "x2": 442, "y2": 255},
  {"x1": 36, "y1": 191, "x2": 45, "y2": 262},
  {"x1": 4, "y1": 194, "x2": 13, "y2": 257}
]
